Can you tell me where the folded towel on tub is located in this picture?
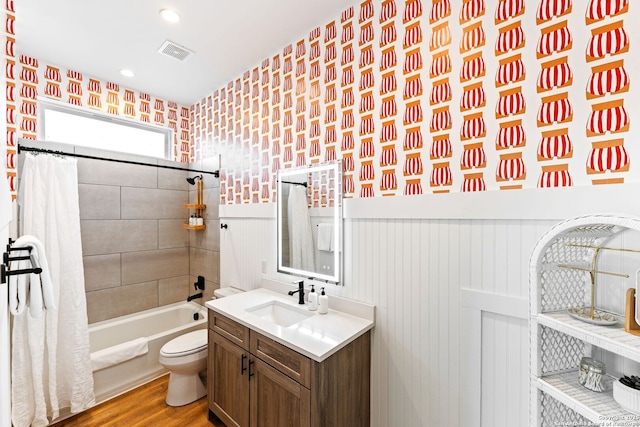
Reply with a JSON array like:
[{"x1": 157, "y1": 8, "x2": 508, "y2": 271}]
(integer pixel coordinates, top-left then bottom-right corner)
[{"x1": 91, "y1": 337, "x2": 149, "y2": 372}]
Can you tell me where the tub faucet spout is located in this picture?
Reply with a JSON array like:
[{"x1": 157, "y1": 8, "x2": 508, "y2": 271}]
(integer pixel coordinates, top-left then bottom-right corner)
[
  {"x1": 287, "y1": 280, "x2": 305, "y2": 305},
  {"x1": 187, "y1": 293, "x2": 203, "y2": 302}
]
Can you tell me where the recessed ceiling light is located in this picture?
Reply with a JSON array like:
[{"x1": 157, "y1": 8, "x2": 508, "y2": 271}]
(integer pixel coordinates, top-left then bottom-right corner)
[
  {"x1": 160, "y1": 9, "x2": 181, "y2": 23},
  {"x1": 120, "y1": 69, "x2": 135, "y2": 78}
]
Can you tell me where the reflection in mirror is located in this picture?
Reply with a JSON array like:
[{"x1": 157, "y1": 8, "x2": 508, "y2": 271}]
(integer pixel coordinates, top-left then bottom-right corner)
[{"x1": 277, "y1": 161, "x2": 342, "y2": 284}]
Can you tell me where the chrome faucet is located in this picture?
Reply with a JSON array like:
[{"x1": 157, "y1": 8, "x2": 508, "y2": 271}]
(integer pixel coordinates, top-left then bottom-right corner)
[{"x1": 288, "y1": 280, "x2": 305, "y2": 305}]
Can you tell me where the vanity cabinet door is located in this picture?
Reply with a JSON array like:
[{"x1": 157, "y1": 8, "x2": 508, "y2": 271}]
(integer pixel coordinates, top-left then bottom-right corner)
[
  {"x1": 209, "y1": 330, "x2": 250, "y2": 427},
  {"x1": 249, "y1": 357, "x2": 311, "y2": 427}
]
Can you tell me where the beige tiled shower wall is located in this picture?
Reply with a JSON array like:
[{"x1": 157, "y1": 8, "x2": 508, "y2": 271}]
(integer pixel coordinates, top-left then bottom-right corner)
[
  {"x1": 187, "y1": 156, "x2": 221, "y2": 302},
  {"x1": 79, "y1": 151, "x2": 187, "y2": 323},
  {"x1": 18, "y1": 140, "x2": 220, "y2": 323}
]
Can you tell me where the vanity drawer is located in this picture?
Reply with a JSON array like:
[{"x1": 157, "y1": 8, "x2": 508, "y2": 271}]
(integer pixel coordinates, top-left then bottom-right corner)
[
  {"x1": 250, "y1": 331, "x2": 311, "y2": 389},
  {"x1": 208, "y1": 310, "x2": 249, "y2": 350}
]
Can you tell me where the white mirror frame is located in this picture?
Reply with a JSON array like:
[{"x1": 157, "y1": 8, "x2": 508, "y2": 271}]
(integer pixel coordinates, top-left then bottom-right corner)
[{"x1": 276, "y1": 161, "x2": 342, "y2": 284}]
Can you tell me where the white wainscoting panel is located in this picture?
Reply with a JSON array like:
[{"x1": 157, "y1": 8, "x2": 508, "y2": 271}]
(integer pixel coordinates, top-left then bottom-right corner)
[
  {"x1": 344, "y1": 218, "x2": 554, "y2": 427},
  {"x1": 481, "y1": 312, "x2": 529, "y2": 427},
  {"x1": 220, "y1": 216, "x2": 274, "y2": 292}
]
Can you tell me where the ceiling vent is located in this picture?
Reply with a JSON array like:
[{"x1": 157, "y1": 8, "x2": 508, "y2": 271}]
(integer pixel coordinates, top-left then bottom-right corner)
[{"x1": 157, "y1": 40, "x2": 193, "y2": 61}]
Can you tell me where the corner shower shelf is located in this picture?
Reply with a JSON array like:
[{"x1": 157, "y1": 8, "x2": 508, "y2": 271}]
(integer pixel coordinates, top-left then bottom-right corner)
[
  {"x1": 183, "y1": 224, "x2": 206, "y2": 230},
  {"x1": 183, "y1": 204, "x2": 206, "y2": 230}
]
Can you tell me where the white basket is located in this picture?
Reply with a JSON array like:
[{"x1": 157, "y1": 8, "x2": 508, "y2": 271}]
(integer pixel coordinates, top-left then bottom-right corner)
[{"x1": 613, "y1": 379, "x2": 640, "y2": 416}]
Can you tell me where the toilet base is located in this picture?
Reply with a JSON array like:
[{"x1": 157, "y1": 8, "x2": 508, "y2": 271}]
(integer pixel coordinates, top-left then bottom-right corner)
[{"x1": 165, "y1": 371, "x2": 207, "y2": 406}]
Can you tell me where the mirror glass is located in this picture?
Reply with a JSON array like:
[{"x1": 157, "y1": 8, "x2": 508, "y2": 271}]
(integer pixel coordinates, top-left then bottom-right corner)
[{"x1": 277, "y1": 161, "x2": 342, "y2": 284}]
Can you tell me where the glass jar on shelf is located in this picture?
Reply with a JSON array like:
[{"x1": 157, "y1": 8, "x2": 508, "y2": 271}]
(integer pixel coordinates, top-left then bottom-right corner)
[{"x1": 579, "y1": 356, "x2": 606, "y2": 392}]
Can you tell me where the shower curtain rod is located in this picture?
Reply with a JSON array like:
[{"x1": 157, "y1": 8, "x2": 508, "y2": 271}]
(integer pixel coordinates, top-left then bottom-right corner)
[
  {"x1": 281, "y1": 180, "x2": 307, "y2": 187},
  {"x1": 17, "y1": 145, "x2": 220, "y2": 177}
]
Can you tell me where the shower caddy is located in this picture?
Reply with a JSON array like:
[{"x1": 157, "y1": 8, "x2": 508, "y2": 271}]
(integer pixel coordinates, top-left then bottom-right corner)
[
  {"x1": 184, "y1": 174, "x2": 206, "y2": 231},
  {"x1": 530, "y1": 213, "x2": 640, "y2": 426}
]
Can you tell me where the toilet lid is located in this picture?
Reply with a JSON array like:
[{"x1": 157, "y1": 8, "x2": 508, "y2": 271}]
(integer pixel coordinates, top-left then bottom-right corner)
[{"x1": 161, "y1": 329, "x2": 207, "y2": 357}]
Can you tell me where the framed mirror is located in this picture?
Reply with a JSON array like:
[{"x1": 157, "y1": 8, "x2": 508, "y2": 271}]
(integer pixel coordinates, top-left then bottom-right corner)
[{"x1": 277, "y1": 161, "x2": 342, "y2": 284}]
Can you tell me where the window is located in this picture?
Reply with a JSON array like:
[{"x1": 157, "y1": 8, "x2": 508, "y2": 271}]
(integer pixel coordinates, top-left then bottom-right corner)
[{"x1": 38, "y1": 99, "x2": 171, "y2": 159}]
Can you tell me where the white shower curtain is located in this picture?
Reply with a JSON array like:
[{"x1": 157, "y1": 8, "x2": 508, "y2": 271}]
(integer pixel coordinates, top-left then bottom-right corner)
[
  {"x1": 12, "y1": 154, "x2": 94, "y2": 427},
  {"x1": 287, "y1": 185, "x2": 315, "y2": 271}
]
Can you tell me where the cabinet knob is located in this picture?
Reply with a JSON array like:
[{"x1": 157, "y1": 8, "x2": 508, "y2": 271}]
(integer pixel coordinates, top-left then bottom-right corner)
[{"x1": 220, "y1": 223, "x2": 228, "y2": 229}]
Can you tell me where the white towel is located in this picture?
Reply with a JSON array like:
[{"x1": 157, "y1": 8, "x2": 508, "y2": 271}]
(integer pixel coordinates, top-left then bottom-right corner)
[
  {"x1": 9, "y1": 235, "x2": 56, "y2": 318},
  {"x1": 91, "y1": 338, "x2": 149, "y2": 372},
  {"x1": 8, "y1": 256, "x2": 28, "y2": 315},
  {"x1": 317, "y1": 223, "x2": 333, "y2": 252},
  {"x1": 24, "y1": 235, "x2": 56, "y2": 315}
]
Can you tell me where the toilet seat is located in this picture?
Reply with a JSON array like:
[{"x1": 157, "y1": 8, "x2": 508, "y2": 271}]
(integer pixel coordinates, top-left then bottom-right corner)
[{"x1": 160, "y1": 329, "x2": 207, "y2": 358}]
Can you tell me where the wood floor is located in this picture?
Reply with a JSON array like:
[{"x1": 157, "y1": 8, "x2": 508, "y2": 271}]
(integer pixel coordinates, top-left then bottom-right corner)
[{"x1": 53, "y1": 375, "x2": 225, "y2": 427}]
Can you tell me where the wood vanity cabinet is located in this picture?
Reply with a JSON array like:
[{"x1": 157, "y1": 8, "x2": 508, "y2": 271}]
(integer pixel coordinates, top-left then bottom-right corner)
[{"x1": 207, "y1": 310, "x2": 371, "y2": 427}]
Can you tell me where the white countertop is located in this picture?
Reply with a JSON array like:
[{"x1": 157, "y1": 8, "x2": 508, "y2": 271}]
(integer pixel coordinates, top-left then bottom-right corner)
[{"x1": 205, "y1": 287, "x2": 375, "y2": 362}]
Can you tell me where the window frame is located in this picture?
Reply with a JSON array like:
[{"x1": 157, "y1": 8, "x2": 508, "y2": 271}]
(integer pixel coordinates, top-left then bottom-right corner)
[{"x1": 37, "y1": 97, "x2": 172, "y2": 159}]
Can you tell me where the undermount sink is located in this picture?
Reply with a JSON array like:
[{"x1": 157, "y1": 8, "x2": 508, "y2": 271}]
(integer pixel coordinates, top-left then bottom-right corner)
[{"x1": 245, "y1": 300, "x2": 313, "y2": 327}]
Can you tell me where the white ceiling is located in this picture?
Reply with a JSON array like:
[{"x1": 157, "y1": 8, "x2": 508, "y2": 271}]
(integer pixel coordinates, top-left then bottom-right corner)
[{"x1": 15, "y1": 0, "x2": 352, "y2": 105}]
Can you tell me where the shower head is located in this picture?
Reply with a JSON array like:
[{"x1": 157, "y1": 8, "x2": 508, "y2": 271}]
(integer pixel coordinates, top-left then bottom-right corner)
[{"x1": 186, "y1": 175, "x2": 203, "y2": 185}]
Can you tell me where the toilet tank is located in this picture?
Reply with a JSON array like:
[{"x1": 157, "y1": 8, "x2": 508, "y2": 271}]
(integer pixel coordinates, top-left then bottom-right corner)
[{"x1": 213, "y1": 287, "x2": 243, "y2": 299}]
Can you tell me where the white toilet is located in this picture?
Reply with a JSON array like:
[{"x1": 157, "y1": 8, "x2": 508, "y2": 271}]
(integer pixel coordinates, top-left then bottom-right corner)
[{"x1": 159, "y1": 287, "x2": 244, "y2": 406}]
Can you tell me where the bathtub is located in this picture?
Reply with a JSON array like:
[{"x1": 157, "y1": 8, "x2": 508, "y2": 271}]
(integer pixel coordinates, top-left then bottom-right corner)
[{"x1": 89, "y1": 301, "x2": 208, "y2": 404}]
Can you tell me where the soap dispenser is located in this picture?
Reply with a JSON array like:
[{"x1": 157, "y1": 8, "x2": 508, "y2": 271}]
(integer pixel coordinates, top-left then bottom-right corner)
[
  {"x1": 308, "y1": 284, "x2": 318, "y2": 311},
  {"x1": 318, "y1": 287, "x2": 328, "y2": 314}
]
